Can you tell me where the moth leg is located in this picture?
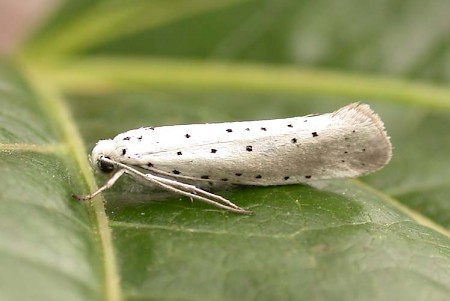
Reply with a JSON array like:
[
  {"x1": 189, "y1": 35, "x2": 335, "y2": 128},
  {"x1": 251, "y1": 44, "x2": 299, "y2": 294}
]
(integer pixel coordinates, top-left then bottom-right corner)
[
  {"x1": 154, "y1": 176, "x2": 243, "y2": 210},
  {"x1": 100, "y1": 157, "x2": 251, "y2": 214},
  {"x1": 73, "y1": 169, "x2": 126, "y2": 201},
  {"x1": 151, "y1": 176, "x2": 251, "y2": 213},
  {"x1": 148, "y1": 176, "x2": 252, "y2": 214},
  {"x1": 143, "y1": 168, "x2": 248, "y2": 210},
  {"x1": 136, "y1": 172, "x2": 250, "y2": 213}
]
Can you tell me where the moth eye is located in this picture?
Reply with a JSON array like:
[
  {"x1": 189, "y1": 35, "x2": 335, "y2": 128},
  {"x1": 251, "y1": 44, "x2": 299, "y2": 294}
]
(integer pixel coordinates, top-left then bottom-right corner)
[{"x1": 98, "y1": 157, "x2": 115, "y2": 173}]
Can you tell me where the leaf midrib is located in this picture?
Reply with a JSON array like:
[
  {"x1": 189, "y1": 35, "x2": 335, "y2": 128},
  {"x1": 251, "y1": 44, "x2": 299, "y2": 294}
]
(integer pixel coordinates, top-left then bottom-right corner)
[{"x1": 18, "y1": 62, "x2": 123, "y2": 301}]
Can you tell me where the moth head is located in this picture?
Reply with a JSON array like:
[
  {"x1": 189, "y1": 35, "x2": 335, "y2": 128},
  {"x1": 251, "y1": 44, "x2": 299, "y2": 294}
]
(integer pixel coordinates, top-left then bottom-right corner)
[{"x1": 90, "y1": 139, "x2": 117, "y2": 174}]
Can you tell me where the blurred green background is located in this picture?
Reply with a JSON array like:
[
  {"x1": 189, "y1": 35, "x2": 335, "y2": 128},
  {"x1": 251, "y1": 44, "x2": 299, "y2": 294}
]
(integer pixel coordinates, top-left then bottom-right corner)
[{"x1": 0, "y1": 1, "x2": 449, "y2": 300}]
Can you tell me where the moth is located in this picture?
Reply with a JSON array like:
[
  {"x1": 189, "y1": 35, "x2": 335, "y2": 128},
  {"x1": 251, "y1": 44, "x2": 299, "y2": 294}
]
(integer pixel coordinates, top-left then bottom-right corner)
[{"x1": 74, "y1": 103, "x2": 392, "y2": 213}]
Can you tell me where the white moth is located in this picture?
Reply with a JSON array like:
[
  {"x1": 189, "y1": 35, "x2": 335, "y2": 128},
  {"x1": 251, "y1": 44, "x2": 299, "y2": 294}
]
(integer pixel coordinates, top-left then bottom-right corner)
[{"x1": 74, "y1": 103, "x2": 392, "y2": 214}]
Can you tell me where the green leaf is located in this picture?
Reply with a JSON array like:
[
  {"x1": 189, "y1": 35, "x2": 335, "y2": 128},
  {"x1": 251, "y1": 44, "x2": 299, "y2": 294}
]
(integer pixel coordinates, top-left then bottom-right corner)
[
  {"x1": 0, "y1": 63, "x2": 108, "y2": 301},
  {"x1": 2, "y1": 65, "x2": 449, "y2": 301},
  {"x1": 2, "y1": 0, "x2": 450, "y2": 300},
  {"x1": 0, "y1": 150, "x2": 102, "y2": 301}
]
